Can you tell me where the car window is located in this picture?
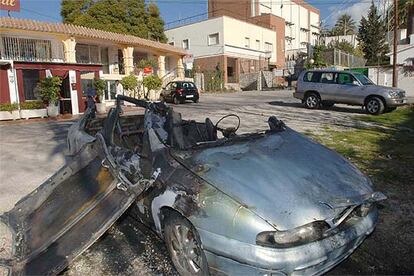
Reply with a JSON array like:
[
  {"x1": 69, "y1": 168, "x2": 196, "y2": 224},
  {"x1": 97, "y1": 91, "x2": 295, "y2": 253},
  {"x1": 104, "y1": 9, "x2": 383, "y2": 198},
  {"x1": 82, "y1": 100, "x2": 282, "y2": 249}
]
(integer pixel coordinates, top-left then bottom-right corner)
[
  {"x1": 303, "y1": 72, "x2": 321, "y2": 82},
  {"x1": 171, "y1": 82, "x2": 178, "y2": 89},
  {"x1": 353, "y1": 73, "x2": 374, "y2": 85},
  {"x1": 320, "y1": 72, "x2": 336, "y2": 84},
  {"x1": 337, "y1": 73, "x2": 354, "y2": 85}
]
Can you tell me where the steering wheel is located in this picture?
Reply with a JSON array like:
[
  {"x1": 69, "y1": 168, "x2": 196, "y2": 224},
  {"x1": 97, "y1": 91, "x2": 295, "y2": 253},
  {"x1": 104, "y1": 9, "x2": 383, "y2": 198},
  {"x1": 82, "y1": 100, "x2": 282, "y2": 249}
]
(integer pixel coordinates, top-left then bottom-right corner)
[{"x1": 215, "y1": 114, "x2": 240, "y2": 138}]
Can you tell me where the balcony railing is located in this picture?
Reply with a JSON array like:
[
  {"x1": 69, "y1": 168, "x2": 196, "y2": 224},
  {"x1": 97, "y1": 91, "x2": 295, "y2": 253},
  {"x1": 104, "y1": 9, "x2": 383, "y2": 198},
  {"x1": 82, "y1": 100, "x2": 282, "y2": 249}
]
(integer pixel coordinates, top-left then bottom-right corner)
[{"x1": 0, "y1": 36, "x2": 53, "y2": 62}]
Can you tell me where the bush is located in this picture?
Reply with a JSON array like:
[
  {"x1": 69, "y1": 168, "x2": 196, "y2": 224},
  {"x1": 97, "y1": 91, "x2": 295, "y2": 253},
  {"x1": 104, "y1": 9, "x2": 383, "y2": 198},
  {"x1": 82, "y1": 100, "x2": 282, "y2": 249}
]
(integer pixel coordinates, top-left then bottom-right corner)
[
  {"x1": 37, "y1": 76, "x2": 62, "y2": 105},
  {"x1": 142, "y1": 75, "x2": 162, "y2": 91},
  {"x1": 20, "y1": 101, "x2": 44, "y2": 110},
  {"x1": 121, "y1": 74, "x2": 139, "y2": 91},
  {"x1": 0, "y1": 103, "x2": 19, "y2": 112},
  {"x1": 93, "y1": 78, "x2": 106, "y2": 102},
  {"x1": 136, "y1": 58, "x2": 158, "y2": 70},
  {"x1": 204, "y1": 70, "x2": 224, "y2": 92}
]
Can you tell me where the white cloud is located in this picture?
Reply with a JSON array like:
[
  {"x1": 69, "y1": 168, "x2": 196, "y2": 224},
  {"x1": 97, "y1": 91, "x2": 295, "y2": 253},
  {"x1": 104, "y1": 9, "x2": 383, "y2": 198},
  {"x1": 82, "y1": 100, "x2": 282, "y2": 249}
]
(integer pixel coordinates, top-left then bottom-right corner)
[{"x1": 326, "y1": 1, "x2": 373, "y2": 27}]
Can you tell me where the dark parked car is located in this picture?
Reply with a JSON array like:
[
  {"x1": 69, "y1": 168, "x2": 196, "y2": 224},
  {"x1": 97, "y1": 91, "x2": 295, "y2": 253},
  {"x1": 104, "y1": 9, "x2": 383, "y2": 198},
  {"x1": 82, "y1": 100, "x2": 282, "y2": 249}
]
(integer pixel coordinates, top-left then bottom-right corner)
[
  {"x1": 0, "y1": 96, "x2": 386, "y2": 275},
  {"x1": 161, "y1": 81, "x2": 199, "y2": 104}
]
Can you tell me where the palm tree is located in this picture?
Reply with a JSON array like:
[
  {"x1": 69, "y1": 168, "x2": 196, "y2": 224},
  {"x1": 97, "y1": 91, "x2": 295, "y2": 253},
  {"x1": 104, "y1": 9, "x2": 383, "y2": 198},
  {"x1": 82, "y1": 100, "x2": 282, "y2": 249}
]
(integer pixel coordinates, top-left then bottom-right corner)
[{"x1": 333, "y1": 14, "x2": 356, "y2": 36}]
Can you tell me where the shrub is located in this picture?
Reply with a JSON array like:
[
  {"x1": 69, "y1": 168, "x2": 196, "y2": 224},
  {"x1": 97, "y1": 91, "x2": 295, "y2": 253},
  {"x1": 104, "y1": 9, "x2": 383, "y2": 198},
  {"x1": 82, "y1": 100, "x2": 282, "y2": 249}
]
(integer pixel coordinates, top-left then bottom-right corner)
[
  {"x1": 121, "y1": 74, "x2": 139, "y2": 91},
  {"x1": 136, "y1": 58, "x2": 158, "y2": 70},
  {"x1": 37, "y1": 76, "x2": 62, "y2": 105},
  {"x1": 93, "y1": 78, "x2": 106, "y2": 102},
  {"x1": 20, "y1": 101, "x2": 44, "y2": 110},
  {"x1": 142, "y1": 75, "x2": 162, "y2": 91},
  {"x1": 0, "y1": 103, "x2": 19, "y2": 112}
]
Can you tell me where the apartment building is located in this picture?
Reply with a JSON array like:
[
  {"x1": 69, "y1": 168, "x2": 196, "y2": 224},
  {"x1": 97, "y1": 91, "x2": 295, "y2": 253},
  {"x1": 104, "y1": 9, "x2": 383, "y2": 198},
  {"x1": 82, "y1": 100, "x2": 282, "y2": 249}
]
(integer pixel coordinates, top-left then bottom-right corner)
[
  {"x1": 0, "y1": 17, "x2": 186, "y2": 115},
  {"x1": 209, "y1": 0, "x2": 320, "y2": 60},
  {"x1": 166, "y1": 16, "x2": 279, "y2": 87}
]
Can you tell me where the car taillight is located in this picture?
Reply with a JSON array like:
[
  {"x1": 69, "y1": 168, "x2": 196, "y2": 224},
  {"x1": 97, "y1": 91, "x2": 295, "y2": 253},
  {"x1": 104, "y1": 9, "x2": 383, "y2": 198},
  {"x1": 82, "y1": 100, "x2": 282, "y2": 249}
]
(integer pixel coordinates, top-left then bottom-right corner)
[{"x1": 176, "y1": 88, "x2": 183, "y2": 95}]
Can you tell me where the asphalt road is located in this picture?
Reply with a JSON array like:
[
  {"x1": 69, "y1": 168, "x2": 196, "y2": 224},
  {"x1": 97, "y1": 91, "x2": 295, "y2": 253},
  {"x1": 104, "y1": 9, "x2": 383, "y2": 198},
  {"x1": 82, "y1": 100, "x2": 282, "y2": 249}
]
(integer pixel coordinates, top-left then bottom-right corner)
[{"x1": 0, "y1": 90, "x2": 406, "y2": 275}]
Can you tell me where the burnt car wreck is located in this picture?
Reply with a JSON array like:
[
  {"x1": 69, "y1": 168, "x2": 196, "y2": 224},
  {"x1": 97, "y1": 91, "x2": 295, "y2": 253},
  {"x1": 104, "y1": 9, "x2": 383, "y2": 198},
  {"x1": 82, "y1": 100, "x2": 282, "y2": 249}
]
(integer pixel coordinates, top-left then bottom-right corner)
[{"x1": 0, "y1": 96, "x2": 386, "y2": 275}]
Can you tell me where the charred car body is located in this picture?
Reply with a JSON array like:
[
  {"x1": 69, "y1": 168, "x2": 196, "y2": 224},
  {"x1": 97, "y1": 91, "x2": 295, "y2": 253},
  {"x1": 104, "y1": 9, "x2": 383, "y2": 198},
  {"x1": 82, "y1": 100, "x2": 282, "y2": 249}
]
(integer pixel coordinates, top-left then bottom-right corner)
[{"x1": 0, "y1": 96, "x2": 386, "y2": 275}]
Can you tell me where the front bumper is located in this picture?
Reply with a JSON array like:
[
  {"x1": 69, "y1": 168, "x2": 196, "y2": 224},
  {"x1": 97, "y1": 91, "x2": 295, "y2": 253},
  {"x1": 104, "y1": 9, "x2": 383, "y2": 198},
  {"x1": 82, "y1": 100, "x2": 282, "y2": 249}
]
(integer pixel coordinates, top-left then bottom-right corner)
[
  {"x1": 199, "y1": 208, "x2": 378, "y2": 275},
  {"x1": 386, "y1": 97, "x2": 408, "y2": 107}
]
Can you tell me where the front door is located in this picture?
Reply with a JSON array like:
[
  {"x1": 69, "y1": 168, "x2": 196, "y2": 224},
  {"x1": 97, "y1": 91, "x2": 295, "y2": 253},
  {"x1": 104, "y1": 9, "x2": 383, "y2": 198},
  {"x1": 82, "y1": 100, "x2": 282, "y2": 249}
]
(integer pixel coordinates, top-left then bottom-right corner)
[
  {"x1": 336, "y1": 73, "x2": 365, "y2": 104},
  {"x1": 60, "y1": 76, "x2": 72, "y2": 114}
]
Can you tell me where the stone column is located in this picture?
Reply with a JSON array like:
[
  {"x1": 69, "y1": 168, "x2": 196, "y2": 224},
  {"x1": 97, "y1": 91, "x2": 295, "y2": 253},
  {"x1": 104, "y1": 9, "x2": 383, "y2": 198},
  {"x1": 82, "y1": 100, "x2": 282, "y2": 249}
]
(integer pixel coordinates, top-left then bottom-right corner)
[
  {"x1": 157, "y1": 55, "x2": 166, "y2": 78},
  {"x1": 122, "y1": 46, "x2": 134, "y2": 75},
  {"x1": 62, "y1": 37, "x2": 76, "y2": 63},
  {"x1": 177, "y1": 57, "x2": 185, "y2": 79}
]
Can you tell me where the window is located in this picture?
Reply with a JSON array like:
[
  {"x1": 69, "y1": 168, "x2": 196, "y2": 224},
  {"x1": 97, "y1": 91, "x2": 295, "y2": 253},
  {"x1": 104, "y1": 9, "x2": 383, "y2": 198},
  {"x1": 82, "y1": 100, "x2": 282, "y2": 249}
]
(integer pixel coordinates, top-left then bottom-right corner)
[
  {"x1": 320, "y1": 72, "x2": 336, "y2": 84},
  {"x1": 256, "y1": 40, "x2": 260, "y2": 50},
  {"x1": 182, "y1": 39, "x2": 189, "y2": 50},
  {"x1": 104, "y1": 80, "x2": 117, "y2": 101},
  {"x1": 22, "y1": 70, "x2": 40, "y2": 100},
  {"x1": 76, "y1": 44, "x2": 100, "y2": 64},
  {"x1": 337, "y1": 73, "x2": 354, "y2": 85},
  {"x1": 1, "y1": 37, "x2": 52, "y2": 62},
  {"x1": 303, "y1": 71, "x2": 322, "y2": 82},
  {"x1": 101, "y1": 47, "x2": 109, "y2": 74},
  {"x1": 245, "y1": 37, "x2": 250, "y2": 48},
  {"x1": 208, "y1": 33, "x2": 219, "y2": 45},
  {"x1": 265, "y1": 42, "x2": 273, "y2": 53},
  {"x1": 353, "y1": 73, "x2": 373, "y2": 85}
]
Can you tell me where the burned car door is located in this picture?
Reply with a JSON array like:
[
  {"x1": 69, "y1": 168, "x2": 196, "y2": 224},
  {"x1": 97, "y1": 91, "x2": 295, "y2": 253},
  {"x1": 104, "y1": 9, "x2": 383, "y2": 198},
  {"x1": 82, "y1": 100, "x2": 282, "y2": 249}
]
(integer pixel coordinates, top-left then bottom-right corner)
[{"x1": 0, "y1": 105, "x2": 151, "y2": 275}]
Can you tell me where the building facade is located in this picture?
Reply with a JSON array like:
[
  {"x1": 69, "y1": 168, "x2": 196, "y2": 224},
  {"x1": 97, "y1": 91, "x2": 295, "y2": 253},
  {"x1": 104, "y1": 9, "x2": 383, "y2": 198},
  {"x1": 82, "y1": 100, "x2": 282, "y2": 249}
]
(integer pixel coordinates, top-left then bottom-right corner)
[
  {"x1": 0, "y1": 17, "x2": 186, "y2": 115},
  {"x1": 208, "y1": 0, "x2": 320, "y2": 60},
  {"x1": 165, "y1": 16, "x2": 278, "y2": 86}
]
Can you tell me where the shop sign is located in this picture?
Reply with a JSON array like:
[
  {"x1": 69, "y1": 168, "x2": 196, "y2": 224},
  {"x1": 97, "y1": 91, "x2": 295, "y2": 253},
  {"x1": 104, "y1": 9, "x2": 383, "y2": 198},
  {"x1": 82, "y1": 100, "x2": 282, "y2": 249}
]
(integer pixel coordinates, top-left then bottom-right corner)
[{"x1": 0, "y1": 0, "x2": 20, "y2": 12}]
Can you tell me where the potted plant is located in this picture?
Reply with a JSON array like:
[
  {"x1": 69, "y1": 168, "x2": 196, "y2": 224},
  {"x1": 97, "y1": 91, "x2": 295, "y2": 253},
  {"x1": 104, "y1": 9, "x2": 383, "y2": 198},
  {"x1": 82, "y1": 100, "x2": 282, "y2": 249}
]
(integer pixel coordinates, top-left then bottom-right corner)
[
  {"x1": 0, "y1": 103, "x2": 20, "y2": 121},
  {"x1": 93, "y1": 78, "x2": 106, "y2": 114},
  {"x1": 19, "y1": 100, "x2": 47, "y2": 119},
  {"x1": 37, "y1": 76, "x2": 62, "y2": 117},
  {"x1": 142, "y1": 75, "x2": 163, "y2": 101},
  {"x1": 120, "y1": 74, "x2": 139, "y2": 100}
]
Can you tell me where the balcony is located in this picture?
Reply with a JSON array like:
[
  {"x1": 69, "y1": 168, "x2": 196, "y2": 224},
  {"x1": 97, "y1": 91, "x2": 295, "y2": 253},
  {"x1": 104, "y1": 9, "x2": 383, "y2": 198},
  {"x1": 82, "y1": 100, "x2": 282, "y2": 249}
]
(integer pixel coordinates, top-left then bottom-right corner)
[{"x1": 0, "y1": 36, "x2": 55, "y2": 62}]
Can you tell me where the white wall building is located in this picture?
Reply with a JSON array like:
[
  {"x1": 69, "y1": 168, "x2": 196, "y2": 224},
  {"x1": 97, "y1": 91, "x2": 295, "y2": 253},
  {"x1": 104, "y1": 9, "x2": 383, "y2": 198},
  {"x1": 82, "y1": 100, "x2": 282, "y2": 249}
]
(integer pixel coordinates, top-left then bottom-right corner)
[{"x1": 166, "y1": 16, "x2": 278, "y2": 85}]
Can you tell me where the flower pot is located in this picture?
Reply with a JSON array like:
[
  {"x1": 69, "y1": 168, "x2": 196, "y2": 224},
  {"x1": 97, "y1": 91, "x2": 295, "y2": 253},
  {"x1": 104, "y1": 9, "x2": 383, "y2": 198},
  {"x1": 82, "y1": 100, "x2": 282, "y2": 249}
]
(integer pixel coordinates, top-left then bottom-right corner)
[
  {"x1": 0, "y1": 110, "x2": 20, "y2": 121},
  {"x1": 20, "y1": 109, "x2": 48, "y2": 120},
  {"x1": 96, "y1": 103, "x2": 106, "y2": 114},
  {"x1": 47, "y1": 104, "x2": 59, "y2": 117}
]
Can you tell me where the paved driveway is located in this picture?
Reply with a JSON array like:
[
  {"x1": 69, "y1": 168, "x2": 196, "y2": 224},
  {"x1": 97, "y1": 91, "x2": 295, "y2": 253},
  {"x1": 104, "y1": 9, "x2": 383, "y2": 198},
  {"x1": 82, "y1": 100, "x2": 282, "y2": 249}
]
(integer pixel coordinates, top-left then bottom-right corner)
[{"x1": 0, "y1": 90, "x2": 384, "y2": 275}]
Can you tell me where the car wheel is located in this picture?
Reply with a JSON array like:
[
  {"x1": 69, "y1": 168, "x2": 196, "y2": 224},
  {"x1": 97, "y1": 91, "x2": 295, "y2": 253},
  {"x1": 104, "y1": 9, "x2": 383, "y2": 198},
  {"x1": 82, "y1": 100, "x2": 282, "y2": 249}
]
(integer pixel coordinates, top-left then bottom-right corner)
[
  {"x1": 193, "y1": 98, "x2": 199, "y2": 103},
  {"x1": 304, "y1": 93, "x2": 320, "y2": 109},
  {"x1": 164, "y1": 213, "x2": 209, "y2": 276},
  {"x1": 365, "y1": 97, "x2": 385, "y2": 115},
  {"x1": 173, "y1": 96, "x2": 181, "y2": 105}
]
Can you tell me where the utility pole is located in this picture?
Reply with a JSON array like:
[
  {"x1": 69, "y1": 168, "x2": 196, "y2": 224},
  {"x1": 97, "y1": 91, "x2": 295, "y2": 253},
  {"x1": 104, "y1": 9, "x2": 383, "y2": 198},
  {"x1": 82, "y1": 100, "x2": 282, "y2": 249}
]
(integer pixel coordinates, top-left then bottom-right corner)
[{"x1": 392, "y1": 0, "x2": 399, "y2": 87}]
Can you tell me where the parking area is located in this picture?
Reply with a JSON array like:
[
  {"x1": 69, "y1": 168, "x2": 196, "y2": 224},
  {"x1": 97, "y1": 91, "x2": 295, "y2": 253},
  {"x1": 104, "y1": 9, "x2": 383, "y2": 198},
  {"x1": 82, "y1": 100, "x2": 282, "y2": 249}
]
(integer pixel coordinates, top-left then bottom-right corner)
[{"x1": 0, "y1": 90, "x2": 412, "y2": 275}]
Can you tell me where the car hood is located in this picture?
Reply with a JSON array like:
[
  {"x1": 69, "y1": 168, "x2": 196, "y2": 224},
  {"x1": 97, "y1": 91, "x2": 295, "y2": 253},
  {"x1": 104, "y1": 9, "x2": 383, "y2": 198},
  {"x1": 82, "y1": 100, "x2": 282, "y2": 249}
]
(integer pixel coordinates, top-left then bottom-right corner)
[{"x1": 178, "y1": 129, "x2": 376, "y2": 230}]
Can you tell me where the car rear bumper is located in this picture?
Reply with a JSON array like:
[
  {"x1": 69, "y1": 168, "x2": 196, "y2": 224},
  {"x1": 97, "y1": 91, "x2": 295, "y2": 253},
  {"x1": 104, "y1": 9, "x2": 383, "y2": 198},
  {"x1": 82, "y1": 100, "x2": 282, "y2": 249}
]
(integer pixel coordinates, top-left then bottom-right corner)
[
  {"x1": 199, "y1": 208, "x2": 378, "y2": 275},
  {"x1": 293, "y1": 92, "x2": 304, "y2": 100},
  {"x1": 176, "y1": 94, "x2": 199, "y2": 101}
]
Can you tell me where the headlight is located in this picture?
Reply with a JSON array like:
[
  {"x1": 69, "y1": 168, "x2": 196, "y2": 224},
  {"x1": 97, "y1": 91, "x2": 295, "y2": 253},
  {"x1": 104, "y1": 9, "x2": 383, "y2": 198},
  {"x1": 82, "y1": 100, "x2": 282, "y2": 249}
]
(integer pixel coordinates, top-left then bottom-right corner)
[
  {"x1": 355, "y1": 203, "x2": 374, "y2": 217},
  {"x1": 256, "y1": 221, "x2": 330, "y2": 248},
  {"x1": 0, "y1": 221, "x2": 13, "y2": 259},
  {"x1": 388, "y1": 90, "x2": 400, "y2": 98}
]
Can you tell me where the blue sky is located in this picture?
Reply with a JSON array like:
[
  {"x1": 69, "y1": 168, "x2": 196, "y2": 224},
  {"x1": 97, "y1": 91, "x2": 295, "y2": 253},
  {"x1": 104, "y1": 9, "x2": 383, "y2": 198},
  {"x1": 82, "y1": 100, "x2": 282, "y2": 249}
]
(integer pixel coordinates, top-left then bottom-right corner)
[{"x1": 0, "y1": 0, "x2": 377, "y2": 29}]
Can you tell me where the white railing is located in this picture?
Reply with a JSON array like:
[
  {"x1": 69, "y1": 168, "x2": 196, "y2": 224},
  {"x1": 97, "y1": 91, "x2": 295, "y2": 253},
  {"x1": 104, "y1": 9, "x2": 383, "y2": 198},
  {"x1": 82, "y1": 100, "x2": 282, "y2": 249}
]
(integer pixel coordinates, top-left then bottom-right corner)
[{"x1": 1, "y1": 36, "x2": 53, "y2": 62}]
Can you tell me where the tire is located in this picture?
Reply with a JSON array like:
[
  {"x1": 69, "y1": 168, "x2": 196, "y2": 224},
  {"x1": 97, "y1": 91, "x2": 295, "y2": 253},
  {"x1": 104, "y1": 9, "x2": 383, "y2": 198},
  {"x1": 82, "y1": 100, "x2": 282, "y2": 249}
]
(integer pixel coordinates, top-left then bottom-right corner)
[
  {"x1": 365, "y1": 97, "x2": 385, "y2": 115},
  {"x1": 164, "y1": 213, "x2": 209, "y2": 276},
  {"x1": 304, "y1": 93, "x2": 321, "y2": 109},
  {"x1": 173, "y1": 96, "x2": 181, "y2": 105},
  {"x1": 193, "y1": 98, "x2": 199, "y2": 103}
]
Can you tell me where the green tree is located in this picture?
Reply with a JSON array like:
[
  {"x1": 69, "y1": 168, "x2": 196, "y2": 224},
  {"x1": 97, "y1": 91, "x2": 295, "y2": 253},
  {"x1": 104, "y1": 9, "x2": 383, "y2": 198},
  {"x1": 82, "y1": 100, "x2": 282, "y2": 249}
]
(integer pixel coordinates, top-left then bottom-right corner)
[
  {"x1": 61, "y1": 0, "x2": 166, "y2": 41},
  {"x1": 146, "y1": 3, "x2": 167, "y2": 42},
  {"x1": 332, "y1": 14, "x2": 356, "y2": 35},
  {"x1": 357, "y1": 2, "x2": 389, "y2": 65}
]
